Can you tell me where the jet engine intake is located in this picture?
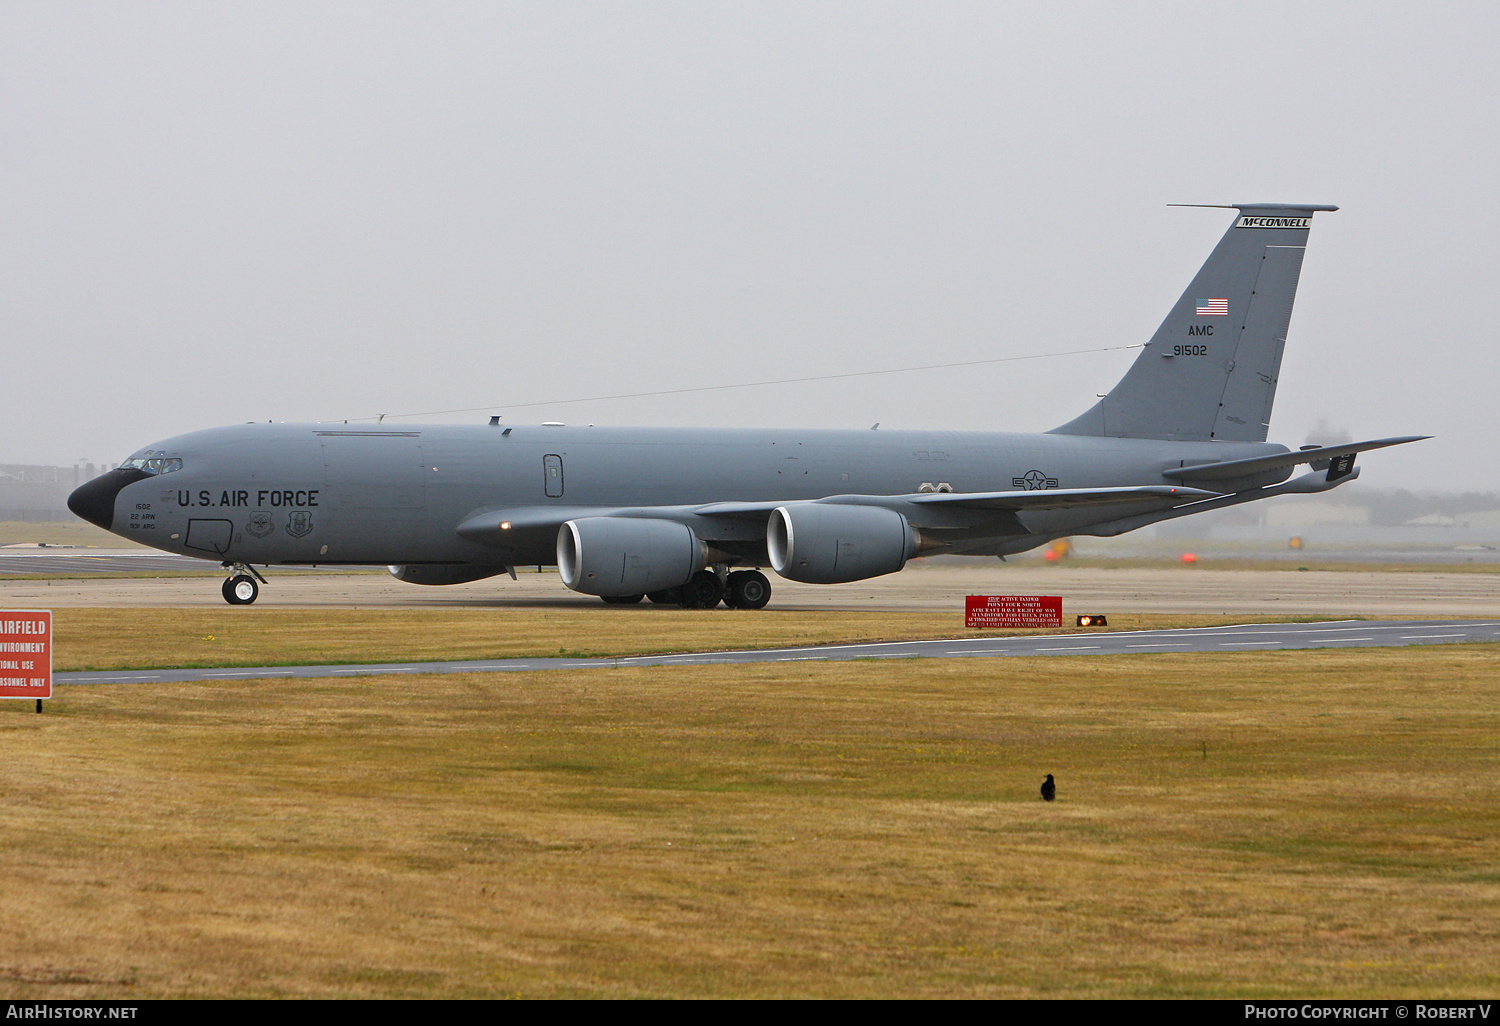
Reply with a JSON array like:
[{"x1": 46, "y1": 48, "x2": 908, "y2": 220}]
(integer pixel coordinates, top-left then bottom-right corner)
[
  {"x1": 767, "y1": 503, "x2": 917, "y2": 584},
  {"x1": 557, "y1": 517, "x2": 706, "y2": 597}
]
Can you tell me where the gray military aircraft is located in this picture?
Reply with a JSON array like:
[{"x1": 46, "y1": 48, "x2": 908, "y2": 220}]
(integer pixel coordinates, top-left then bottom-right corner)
[{"x1": 69, "y1": 203, "x2": 1424, "y2": 608}]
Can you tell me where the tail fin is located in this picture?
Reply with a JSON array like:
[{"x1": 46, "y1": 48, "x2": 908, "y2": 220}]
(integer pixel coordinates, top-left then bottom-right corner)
[{"x1": 1050, "y1": 203, "x2": 1337, "y2": 442}]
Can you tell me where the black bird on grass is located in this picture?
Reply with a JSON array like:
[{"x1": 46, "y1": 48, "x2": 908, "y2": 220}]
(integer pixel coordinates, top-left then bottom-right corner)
[{"x1": 1040, "y1": 774, "x2": 1056, "y2": 802}]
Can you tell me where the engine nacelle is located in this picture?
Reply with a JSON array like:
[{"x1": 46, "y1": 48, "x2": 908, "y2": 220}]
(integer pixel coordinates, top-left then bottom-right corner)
[
  {"x1": 388, "y1": 564, "x2": 510, "y2": 586},
  {"x1": 767, "y1": 503, "x2": 916, "y2": 584},
  {"x1": 557, "y1": 517, "x2": 705, "y2": 597}
]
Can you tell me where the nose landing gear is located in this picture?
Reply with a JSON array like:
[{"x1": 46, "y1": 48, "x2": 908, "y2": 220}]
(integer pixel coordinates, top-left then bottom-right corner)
[{"x1": 221, "y1": 562, "x2": 268, "y2": 605}]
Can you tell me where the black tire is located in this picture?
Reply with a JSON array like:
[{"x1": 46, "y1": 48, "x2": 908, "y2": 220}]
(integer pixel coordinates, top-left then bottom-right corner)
[
  {"x1": 726, "y1": 570, "x2": 771, "y2": 610},
  {"x1": 601, "y1": 594, "x2": 645, "y2": 605},
  {"x1": 677, "y1": 570, "x2": 725, "y2": 609},
  {"x1": 222, "y1": 574, "x2": 259, "y2": 605},
  {"x1": 647, "y1": 587, "x2": 682, "y2": 605}
]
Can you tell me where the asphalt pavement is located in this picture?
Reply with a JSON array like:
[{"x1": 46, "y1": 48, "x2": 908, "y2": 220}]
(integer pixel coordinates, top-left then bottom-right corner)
[{"x1": 0, "y1": 549, "x2": 218, "y2": 574}]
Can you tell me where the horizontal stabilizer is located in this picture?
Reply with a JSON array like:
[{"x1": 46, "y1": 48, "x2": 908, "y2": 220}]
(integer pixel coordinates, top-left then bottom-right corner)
[{"x1": 1161, "y1": 435, "x2": 1429, "y2": 483}]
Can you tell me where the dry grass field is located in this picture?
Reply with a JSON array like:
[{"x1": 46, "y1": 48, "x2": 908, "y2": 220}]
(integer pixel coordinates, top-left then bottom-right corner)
[
  {"x1": 3, "y1": 643, "x2": 1497, "y2": 998},
  {"x1": 48, "y1": 607, "x2": 1306, "y2": 672},
  {"x1": 0, "y1": 522, "x2": 144, "y2": 547}
]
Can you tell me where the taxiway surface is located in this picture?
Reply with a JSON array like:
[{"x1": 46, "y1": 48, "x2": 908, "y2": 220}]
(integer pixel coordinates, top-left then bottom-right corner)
[{"x1": 4, "y1": 554, "x2": 1499, "y2": 617}]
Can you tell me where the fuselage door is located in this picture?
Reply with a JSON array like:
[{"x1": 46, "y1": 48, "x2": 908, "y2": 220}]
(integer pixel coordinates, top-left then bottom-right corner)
[
  {"x1": 184, "y1": 518, "x2": 233, "y2": 555},
  {"x1": 543, "y1": 455, "x2": 564, "y2": 498}
]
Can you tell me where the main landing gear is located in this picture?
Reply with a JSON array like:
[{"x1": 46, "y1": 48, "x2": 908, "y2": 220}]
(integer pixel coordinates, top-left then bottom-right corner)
[
  {"x1": 726, "y1": 569, "x2": 771, "y2": 609},
  {"x1": 607, "y1": 568, "x2": 773, "y2": 610},
  {"x1": 677, "y1": 570, "x2": 723, "y2": 609},
  {"x1": 221, "y1": 562, "x2": 268, "y2": 605},
  {"x1": 676, "y1": 568, "x2": 774, "y2": 609}
]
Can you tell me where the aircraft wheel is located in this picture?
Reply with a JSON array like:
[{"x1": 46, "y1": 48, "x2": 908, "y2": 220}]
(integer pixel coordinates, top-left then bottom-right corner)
[
  {"x1": 725, "y1": 570, "x2": 771, "y2": 610},
  {"x1": 601, "y1": 594, "x2": 645, "y2": 605},
  {"x1": 222, "y1": 574, "x2": 259, "y2": 605},
  {"x1": 647, "y1": 588, "x2": 682, "y2": 605},
  {"x1": 678, "y1": 570, "x2": 725, "y2": 609}
]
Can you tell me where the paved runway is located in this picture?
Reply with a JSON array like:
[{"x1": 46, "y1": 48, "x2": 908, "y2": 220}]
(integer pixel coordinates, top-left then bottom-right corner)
[
  {"x1": 55, "y1": 619, "x2": 1500, "y2": 685},
  {"x1": 0, "y1": 549, "x2": 219, "y2": 574},
  {"x1": 8, "y1": 558, "x2": 1500, "y2": 617}
]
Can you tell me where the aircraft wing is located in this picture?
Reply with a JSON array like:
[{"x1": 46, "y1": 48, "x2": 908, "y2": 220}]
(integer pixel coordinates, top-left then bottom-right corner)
[
  {"x1": 689, "y1": 500, "x2": 790, "y2": 520},
  {"x1": 691, "y1": 486, "x2": 1215, "y2": 519},
  {"x1": 900, "y1": 485, "x2": 1218, "y2": 510},
  {"x1": 459, "y1": 486, "x2": 1221, "y2": 548},
  {"x1": 1162, "y1": 435, "x2": 1429, "y2": 483}
]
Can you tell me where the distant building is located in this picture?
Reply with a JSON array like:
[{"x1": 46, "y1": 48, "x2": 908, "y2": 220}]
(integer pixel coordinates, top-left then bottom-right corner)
[
  {"x1": 0, "y1": 464, "x2": 92, "y2": 523},
  {"x1": 1264, "y1": 503, "x2": 1372, "y2": 528},
  {"x1": 1404, "y1": 510, "x2": 1500, "y2": 531}
]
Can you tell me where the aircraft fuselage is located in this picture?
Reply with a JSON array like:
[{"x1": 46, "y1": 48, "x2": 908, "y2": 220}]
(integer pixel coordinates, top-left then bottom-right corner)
[
  {"x1": 79, "y1": 422, "x2": 1285, "y2": 569},
  {"x1": 66, "y1": 203, "x2": 1422, "y2": 607}
]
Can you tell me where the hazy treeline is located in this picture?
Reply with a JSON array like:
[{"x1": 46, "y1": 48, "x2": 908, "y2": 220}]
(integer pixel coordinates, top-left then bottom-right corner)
[{"x1": 1352, "y1": 488, "x2": 1500, "y2": 525}]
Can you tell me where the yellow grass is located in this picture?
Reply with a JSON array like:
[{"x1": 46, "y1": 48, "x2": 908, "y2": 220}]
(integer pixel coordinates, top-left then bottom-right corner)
[
  {"x1": 49, "y1": 608, "x2": 1342, "y2": 671},
  {"x1": 0, "y1": 522, "x2": 146, "y2": 547},
  {"x1": 2, "y1": 644, "x2": 1497, "y2": 997}
]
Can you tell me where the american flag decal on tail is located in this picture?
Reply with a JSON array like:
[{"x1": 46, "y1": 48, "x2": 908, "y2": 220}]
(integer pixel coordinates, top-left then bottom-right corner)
[{"x1": 1195, "y1": 297, "x2": 1228, "y2": 316}]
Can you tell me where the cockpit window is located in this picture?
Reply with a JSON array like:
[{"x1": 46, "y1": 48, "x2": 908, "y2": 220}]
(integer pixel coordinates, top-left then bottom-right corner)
[{"x1": 122, "y1": 456, "x2": 183, "y2": 475}]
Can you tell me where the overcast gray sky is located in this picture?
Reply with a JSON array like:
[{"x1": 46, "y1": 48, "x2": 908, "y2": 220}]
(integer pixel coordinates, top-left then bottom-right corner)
[{"x1": 3, "y1": 2, "x2": 1496, "y2": 489}]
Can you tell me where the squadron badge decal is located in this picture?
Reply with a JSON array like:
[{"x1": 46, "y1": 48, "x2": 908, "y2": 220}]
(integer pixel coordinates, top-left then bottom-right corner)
[
  {"x1": 245, "y1": 512, "x2": 275, "y2": 539},
  {"x1": 286, "y1": 511, "x2": 314, "y2": 538}
]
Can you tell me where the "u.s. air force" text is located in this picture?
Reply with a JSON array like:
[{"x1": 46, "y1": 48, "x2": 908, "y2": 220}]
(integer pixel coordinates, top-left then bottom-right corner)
[{"x1": 177, "y1": 489, "x2": 319, "y2": 508}]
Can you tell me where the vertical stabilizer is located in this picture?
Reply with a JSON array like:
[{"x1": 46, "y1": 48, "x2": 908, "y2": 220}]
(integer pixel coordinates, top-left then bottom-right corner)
[{"x1": 1050, "y1": 204, "x2": 1336, "y2": 442}]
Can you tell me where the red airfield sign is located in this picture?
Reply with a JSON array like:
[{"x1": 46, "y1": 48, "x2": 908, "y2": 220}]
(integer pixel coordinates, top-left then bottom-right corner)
[
  {"x1": 0, "y1": 611, "x2": 52, "y2": 700},
  {"x1": 965, "y1": 595, "x2": 1062, "y2": 629}
]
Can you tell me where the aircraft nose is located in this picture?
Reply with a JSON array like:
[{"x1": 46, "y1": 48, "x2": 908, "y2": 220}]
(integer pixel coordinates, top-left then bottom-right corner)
[{"x1": 67, "y1": 468, "x2": 152, "y2": 531}]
